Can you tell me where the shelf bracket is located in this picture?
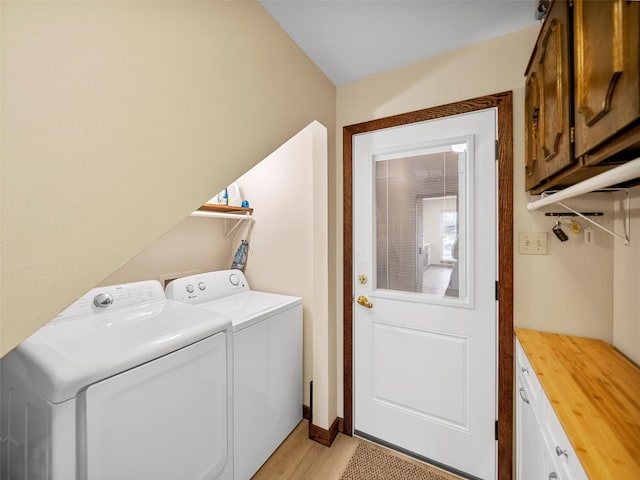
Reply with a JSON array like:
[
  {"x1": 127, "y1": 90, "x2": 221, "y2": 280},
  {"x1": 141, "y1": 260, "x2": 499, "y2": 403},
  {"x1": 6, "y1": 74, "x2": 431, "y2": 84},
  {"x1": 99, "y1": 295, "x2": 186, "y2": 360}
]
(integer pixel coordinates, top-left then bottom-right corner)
[
  {"x1": 540, "y1": 189, "x2": 630, "y2": 246},
  {"x1": 223, "y1": 213, "x2": 253, "y2": 239},
  {"x1": 190, "y1": 210, "x2": 254, "y2": 238}
]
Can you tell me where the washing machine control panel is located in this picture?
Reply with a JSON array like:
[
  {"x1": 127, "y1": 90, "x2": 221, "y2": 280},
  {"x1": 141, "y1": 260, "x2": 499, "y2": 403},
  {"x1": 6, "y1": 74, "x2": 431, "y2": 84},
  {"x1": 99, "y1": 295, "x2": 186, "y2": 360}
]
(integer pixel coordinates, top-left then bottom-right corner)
[
  {"x1": 165, "y1": 269, "x2": 249, "y2": 304},
  {"x1": 51, "y1": 281, "x2": 165, "y2": 323}
]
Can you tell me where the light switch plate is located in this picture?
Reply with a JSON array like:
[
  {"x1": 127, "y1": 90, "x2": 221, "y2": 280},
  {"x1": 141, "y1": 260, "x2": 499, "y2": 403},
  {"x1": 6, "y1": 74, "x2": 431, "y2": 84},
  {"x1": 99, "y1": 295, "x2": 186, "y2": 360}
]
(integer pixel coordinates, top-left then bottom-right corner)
[{"x1": 519, "y1": 232, "x2": 548, "y2": 255}]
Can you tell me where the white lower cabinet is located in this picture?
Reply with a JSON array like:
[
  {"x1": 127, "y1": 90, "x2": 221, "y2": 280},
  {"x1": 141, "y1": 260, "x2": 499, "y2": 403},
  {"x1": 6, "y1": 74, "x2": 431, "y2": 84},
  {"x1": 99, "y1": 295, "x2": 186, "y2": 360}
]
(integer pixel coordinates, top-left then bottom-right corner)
[
  {"x1": 516, "y1": 374, "x2": 545, "y2": 480},
  {"x1": 516, "y1": 339, "x2": 588, "y2": 480}
]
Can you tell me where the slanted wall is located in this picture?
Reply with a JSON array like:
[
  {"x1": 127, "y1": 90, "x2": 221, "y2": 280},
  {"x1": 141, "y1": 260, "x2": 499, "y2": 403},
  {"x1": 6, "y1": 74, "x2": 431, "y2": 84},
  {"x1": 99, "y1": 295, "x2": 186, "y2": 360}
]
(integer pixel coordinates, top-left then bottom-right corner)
[{"x1": 0, "y1": 1, "x2": 336, "y2": 356}]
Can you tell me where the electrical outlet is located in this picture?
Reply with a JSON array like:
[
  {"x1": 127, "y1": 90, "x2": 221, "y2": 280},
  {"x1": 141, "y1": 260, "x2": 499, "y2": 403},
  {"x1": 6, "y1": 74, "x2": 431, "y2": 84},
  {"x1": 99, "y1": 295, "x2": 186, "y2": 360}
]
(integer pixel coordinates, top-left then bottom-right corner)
[{"x1": 519, "y1": 232, "x2": 548, "y2": 255}]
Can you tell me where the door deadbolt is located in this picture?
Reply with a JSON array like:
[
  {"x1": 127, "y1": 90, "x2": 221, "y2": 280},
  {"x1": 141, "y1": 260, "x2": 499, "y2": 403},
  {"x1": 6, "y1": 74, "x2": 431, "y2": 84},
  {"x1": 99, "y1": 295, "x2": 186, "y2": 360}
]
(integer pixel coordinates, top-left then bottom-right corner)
[{"x1": 358, "y1": 274, "x2": 368, "y2": 285}]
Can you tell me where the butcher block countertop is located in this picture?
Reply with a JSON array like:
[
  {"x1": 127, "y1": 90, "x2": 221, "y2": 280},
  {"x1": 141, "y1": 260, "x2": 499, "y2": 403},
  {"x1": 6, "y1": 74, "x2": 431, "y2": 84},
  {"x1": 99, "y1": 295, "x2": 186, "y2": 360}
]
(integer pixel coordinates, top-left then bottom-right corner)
[{"x1": 516, "y1": 329, "x2": 640, "y2": 479}]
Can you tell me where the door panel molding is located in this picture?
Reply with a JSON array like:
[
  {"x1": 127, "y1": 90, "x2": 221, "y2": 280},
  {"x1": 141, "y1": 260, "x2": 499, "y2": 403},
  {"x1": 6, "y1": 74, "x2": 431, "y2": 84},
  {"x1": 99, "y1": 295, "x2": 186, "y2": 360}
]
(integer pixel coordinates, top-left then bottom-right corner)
[
  {"x1": 343, "y1": 92, "x2": 514, "y2": 479},
  {"x1": 371, "y1": 324, "x2": 470, "y2": 429}
]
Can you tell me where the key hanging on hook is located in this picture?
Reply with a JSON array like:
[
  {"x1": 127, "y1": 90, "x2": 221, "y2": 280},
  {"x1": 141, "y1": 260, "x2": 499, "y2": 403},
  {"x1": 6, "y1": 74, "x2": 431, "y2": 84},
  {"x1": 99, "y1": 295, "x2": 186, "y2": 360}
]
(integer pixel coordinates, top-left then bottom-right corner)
[{"x1": 552, "y1": 219, "x2": 569, "y2": 242}]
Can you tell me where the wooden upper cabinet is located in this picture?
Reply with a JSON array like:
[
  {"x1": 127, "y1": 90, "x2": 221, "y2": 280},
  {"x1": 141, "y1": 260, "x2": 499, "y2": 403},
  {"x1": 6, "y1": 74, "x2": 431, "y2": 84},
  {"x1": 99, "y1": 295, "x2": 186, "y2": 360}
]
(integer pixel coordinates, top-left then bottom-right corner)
[
  {"x1": 574, "y1": 0, "x2": 640, "y2": 159},
  {"x1": 524, "y1": 0, "x2": 573, "y2": 191},
  {"x1": 524, "y1": 0, "x2": 640, "y2": 193}
]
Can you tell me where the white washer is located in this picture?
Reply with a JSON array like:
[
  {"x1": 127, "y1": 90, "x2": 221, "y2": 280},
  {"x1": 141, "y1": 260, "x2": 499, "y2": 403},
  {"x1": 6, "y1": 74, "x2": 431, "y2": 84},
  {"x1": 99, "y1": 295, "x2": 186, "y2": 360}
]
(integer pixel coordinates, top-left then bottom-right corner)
[
  {"x1": 166, "y1": 269, "x2": 303, "y2": 480},
  {"x1": 0, "y1": 280, "x2": 233, "y2": 480}
]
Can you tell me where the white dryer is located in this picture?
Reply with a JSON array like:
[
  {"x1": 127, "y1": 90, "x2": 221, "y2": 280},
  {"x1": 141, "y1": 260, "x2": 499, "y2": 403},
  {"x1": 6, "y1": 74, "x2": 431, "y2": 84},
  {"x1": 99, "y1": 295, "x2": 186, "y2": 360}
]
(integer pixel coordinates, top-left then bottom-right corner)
[
  {"x1": 166, "y1": 270, "x2": 303, "y2": 480},
  {"x1": 0, "y1": 280, "x2": 233, "y2": 480}
]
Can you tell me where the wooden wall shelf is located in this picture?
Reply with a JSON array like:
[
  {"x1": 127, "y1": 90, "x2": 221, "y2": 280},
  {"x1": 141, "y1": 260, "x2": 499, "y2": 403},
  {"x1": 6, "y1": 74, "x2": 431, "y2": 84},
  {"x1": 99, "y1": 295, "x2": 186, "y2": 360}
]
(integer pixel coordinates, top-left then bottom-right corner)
[
  {"x1": 197, "y1": 204, "x2": 253, "y2": 214},
  {"x1": 191, "y1": 204, "x2": 254, "y2": 238}
]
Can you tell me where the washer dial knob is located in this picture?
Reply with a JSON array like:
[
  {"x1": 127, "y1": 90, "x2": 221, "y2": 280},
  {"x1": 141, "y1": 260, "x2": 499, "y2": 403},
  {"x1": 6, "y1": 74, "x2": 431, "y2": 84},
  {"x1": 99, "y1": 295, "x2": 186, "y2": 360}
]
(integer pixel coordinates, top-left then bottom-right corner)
[
  {"x1": 94, "y1": 293, "x2": 114, "y2": 308},
  {"x1": 186, "y1": 284, "x2": 195, "y2": 294},
  {"x1": 229, "y1": 273, "x2": 240, "y2": 286},
  {"x1": 198, "y1": 282, "x2": 206, "y2": 291}
]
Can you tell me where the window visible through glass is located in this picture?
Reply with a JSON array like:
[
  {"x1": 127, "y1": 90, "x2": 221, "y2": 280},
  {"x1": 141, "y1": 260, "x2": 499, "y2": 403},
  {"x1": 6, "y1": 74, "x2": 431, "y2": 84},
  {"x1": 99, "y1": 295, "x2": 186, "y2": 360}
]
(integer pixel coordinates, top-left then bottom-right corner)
[{"x1": 375, "y1": 144, "x2": 464, "y2": 299}]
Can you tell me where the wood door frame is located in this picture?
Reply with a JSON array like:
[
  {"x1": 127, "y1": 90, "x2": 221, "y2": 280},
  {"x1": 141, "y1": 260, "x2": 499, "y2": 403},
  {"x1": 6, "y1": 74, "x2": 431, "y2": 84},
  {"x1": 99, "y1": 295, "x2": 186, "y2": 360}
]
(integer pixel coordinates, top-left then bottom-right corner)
[{"x1": 342, "y1": 92, "x2": 514, "y2": 479}]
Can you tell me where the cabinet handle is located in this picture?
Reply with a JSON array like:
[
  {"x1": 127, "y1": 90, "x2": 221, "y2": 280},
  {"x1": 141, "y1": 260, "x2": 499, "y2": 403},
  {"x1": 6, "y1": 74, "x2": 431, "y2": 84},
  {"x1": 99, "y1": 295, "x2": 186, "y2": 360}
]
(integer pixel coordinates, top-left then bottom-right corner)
[
  {"x1": 555, "y1": 446, "x2": 568, "y2": 459},
  {"x1": 521, "y1": 366, "x2": 530, "y2": 374},
  {"x1": 549, "y1": 473, "x2": 557, "y2": 480},
  {"x1": 519, "y1": 387, "x2": 530, "y2": 404}
]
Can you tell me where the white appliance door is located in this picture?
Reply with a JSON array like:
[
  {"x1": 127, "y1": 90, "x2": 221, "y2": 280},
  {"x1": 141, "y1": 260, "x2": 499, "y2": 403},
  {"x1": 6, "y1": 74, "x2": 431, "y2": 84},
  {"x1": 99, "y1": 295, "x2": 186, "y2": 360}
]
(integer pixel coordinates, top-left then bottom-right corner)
[
  {"x1": 353, "y1": 109, "x2": 497, "y2": 479},
  {"x1": 83, "y1": 332, "x2": 230, "y2": 480}
]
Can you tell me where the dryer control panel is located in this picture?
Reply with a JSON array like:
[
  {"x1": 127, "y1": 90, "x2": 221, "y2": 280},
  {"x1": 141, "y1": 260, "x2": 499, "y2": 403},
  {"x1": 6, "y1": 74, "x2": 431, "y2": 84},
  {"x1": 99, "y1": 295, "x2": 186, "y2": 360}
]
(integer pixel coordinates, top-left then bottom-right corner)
[{"x1": 165, "y1": 269, "x2": 249, "y2": 304}]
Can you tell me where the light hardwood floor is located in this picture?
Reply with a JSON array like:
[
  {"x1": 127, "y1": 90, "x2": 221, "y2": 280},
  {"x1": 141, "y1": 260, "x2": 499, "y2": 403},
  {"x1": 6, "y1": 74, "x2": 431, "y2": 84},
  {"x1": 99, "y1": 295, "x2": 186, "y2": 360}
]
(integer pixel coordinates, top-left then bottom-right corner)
[
  {"x1": 252, "y1": 420, "x2": 462, "y2": 480},
  {"x1": 252, "y1": 421, "x2": 358, "y2": 480}
]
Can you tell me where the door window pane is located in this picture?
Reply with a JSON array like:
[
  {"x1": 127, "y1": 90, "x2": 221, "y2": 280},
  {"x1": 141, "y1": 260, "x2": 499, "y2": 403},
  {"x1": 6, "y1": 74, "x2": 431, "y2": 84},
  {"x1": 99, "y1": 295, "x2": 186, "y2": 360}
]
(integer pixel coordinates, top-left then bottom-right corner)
[{"x1": 375, "y1": 143, "x2": 467, "y2": 301}]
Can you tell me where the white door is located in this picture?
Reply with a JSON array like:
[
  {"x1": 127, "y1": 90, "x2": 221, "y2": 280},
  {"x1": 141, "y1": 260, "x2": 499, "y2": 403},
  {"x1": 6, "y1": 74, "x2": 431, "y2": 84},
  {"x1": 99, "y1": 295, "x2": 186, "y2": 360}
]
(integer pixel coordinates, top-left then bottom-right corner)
[{"x1": 353, "y1": 109, "x2": 497, "y2": 479}]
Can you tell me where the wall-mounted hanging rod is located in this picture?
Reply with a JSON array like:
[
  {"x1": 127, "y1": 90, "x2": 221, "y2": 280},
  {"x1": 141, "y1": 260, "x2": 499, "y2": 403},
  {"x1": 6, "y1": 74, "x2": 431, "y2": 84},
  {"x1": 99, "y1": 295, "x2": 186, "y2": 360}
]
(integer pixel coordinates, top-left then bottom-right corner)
[
  {"x1": 527, "y1": 157, "x2": 640, "y2": 211},
  {"x1": 544, "y1": 212, "x2": 603, "y2": 217},
  {"x1": 527, "y1": 158, "x2": 639, "y2": 246}
]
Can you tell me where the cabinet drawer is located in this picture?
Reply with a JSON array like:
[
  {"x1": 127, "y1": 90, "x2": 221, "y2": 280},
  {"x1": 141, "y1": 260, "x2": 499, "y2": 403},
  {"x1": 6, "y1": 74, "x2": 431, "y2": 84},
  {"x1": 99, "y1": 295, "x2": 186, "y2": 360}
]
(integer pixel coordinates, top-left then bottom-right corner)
[
  {"x1": 516, "y1": 339, "x2": 542, "y2": 408},
  {"x1": 542, "y1": 390, "x2": 589, "y2": 480}
]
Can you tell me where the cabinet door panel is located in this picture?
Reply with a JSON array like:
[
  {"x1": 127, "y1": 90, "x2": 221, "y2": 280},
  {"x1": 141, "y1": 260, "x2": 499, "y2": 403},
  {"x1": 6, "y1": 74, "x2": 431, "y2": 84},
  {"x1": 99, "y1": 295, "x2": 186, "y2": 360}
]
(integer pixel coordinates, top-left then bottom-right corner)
[
  {"x1": 524, "y1": 0, "x2": 573, "y2": 192},
  {"x1": 539, "y1": 14, "x2": 573, "y2": 178},
  {"x1": 574, "y1": 0, "x2": 640, "y2": 157},
  {"x1": 525, "y1": 71, "x2": 542, "y2": 190}
]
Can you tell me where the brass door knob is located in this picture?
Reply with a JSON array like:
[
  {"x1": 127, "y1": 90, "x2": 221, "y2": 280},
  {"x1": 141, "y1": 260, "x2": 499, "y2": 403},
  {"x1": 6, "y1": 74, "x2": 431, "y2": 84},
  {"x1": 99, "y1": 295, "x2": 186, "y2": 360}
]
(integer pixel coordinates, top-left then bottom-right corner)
[{"x1": 356, "y1": 295, "x2": 373, "y2": 309}]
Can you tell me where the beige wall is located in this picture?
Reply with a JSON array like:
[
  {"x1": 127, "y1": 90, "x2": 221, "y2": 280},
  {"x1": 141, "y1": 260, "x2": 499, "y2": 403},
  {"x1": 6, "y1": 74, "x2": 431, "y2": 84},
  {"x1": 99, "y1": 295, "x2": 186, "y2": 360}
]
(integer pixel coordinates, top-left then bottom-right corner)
[
  {"x1": 99, "y1": 217, "x2": 231, "y2": 287},
  {"x1": 514, "y1": 189, "x2": 614, "y2": 341},
  {"x1": 1, "y1": 1, "x2": 336, "y2": 356},
  {"x1": 337, "y1": 26, "x2": 539, "y2": 128},
  {"x1": 234, "y1": 122, "x2": 329, "y2": 416},
  {"x1": 613, "y1": 186, "x2": 640, "y2": 364},
  {"x1": 334, "y1": 25, "x2": 621, "y2": 418}
]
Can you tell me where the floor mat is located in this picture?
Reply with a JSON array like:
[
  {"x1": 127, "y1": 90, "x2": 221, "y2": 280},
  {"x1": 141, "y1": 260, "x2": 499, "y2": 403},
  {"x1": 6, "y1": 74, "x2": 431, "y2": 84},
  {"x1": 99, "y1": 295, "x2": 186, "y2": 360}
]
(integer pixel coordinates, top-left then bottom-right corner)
[{"x1": 339, "y1": 442, "x2": 458, "y2": 480}]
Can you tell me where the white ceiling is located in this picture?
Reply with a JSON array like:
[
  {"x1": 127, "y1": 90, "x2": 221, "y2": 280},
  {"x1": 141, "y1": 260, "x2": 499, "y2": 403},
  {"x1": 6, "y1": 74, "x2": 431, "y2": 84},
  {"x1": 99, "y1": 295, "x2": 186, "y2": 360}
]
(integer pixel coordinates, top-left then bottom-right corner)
[{"x1": 259, "y1": 0, "x2": 540, "y2": 86}]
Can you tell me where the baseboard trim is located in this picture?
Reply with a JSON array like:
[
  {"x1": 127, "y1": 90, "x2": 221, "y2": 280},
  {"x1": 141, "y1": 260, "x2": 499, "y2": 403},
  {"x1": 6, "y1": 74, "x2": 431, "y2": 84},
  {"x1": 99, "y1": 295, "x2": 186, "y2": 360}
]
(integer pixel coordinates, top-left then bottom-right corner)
[
  {"x1": 303, "y1": 404, "x2": 344, "y2": 447},
  {"x1": 308, "y1": 415, "x2": 343, "y2": 447}
]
